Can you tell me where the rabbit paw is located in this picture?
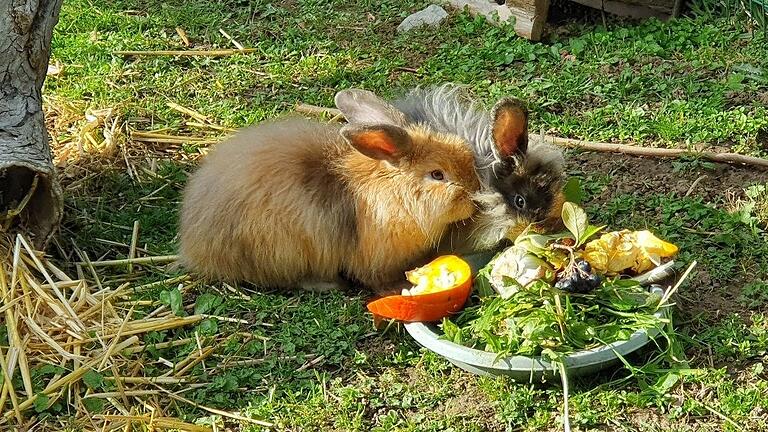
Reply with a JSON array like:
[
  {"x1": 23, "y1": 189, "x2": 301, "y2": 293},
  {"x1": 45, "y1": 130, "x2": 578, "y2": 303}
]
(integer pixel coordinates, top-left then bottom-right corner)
[
  {"x1": 373, "y1": 280, "x2": 412, "y2": 297},
  {"x1": 300, "y1": 280, "x2": 344, "y2": 293}
]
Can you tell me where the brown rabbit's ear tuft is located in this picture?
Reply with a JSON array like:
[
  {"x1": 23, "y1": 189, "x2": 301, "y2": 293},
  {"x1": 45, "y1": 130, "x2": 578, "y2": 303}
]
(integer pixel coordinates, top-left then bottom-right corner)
[
  {"x1": 340, "y1": 124, "x2": 412, "y2": 163},
  {"x1": 335, "y1": 89, "x2": 408, "y2": 127},
  {"x1": 491, "y1": 98, "x2": 529, "y2": 158}
]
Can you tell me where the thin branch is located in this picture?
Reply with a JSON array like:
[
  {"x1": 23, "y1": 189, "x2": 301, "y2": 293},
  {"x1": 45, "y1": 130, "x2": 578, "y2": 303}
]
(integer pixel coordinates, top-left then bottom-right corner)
[
  {"x1": 295, "y1": 102, "x2": 768, "y2": 169},
  {"x1": 127, "y1": 221, "x2": 140, "y2": 273},
  {"x1": 295, "y1": 103, "x2": 342, "y2": 119},
  {"x1": 684, "y1": 175, "x2": 708, "y2": 197},
  {"x1": 77, "y1": 255, "x2": 178, "y2": 267},
  {"x1": 153, "y1": 385, "x2": 274, "y2": 427},
  {"x1": 175, "y1": 27, "x2": 190, "y2": 46},
  {"x1": 166, "y1": 102, "x2": 210, "y2": 123},
  {"x1": 547, "y1": 136, "x2": 768, "y2": 169},
  {"x1": 113, "y1": 49, "x2": 258, "y2": 57}
]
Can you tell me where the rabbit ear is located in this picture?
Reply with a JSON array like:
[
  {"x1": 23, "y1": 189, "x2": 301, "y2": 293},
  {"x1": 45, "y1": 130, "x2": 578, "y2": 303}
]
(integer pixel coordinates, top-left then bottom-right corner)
[
  {"x1": 340, "y1": 124, "x2": 412, "y2": 163},
  {"x1": 491, "y1": 98, "x2": 529, "y2": 158},
  {"x1": 335, "y1": 89, "x2": 408, "y2": 126}
]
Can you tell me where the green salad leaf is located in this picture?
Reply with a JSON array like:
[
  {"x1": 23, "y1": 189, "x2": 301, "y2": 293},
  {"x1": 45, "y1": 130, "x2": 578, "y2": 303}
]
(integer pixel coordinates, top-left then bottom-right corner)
[
  {"x1": 441, "y1": 272, "x2": 667, "y2": 362},
  {"x1": 440, "y1": 203, "x2": 676, "y2": 364},
  {"x1": 562, "y1": 202, "x2": 588, "y2": 243}
]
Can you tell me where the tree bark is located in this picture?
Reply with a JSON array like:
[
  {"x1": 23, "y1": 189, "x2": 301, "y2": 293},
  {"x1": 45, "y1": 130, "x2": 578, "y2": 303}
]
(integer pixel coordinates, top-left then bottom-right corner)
[{"x1": 0, "y1": 0, "x2": 64, "y2": 248}]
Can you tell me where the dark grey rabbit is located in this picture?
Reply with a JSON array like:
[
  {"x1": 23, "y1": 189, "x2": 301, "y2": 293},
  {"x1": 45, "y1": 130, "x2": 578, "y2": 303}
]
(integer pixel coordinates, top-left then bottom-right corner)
[{"x1": 390, "y1": 83, "x2": 567, "y2": 253}]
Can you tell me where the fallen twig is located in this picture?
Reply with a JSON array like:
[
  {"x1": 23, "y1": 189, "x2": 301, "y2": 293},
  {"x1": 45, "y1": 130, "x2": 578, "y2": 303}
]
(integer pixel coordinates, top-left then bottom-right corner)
[
  {"x1": 130, "y1": 131, "x2": 212, "y2": 145},
  {"x1": 128, "y1": 221, "x2": 140, "y2": 273},
  {"x1": 684, "y1": 175, "x2": 708, "y2": 197},
  {"x1": 295, "y1": 103, "x2": 342, "y2": 119},
  {"x1": 296, "y1": 354, "x2": 326, "y2": 372},
  {"x1": 122, "y1": 337, "x2": 195, "y2": 355},
  {"x1": 545, "y1": 136, "x2": 768, "y2": 170},
  {"x1": 185, "y1": 121, "x2": 235, "y2": 132},
  {"x1": 104, "y1": 376, "x2": 190, "y2": 384},
  {"x1": 153, "y1": 385, "x2": 274, "y2": 427},
  {"x1": 700, "y1": 401, "x2": 744, "y2": 432},
  {"x1": 218, "y1": 28, "x2": 244, "y2": 50},
  {"x1": 294, "y1": 102, "x2": 768, "y2": 169},
  {"x1": 113, "y1": 49, "x2": 257, "y2": 57},
  {"x1": 96, "y1": 415, "x2": 211, "y2": 432},
  {"x1": 167, "y1": 102, "x2": 210, "y2": 123},
  {"x1": 659, "y1": 260, "x2": 697, "y2": 308},
  {"x1": 210, "y1": 354, "x2": 315, "y2": 373},
  {"x1": 175, "y1": 27, "x2": 190, "y2": 47},
  {"x1": 78, "y1": 255, "x2": 178, "y2": 267}
]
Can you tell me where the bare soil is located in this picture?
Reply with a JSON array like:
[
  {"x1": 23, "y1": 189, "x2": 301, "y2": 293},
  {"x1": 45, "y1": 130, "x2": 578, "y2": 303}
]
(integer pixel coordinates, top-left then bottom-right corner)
[
  {"x1": 566, "y1": 151, "x2": 768, "y2": 205},
  {"x1": 567, "y1": 151, "x2": 768, "y2": 363}
]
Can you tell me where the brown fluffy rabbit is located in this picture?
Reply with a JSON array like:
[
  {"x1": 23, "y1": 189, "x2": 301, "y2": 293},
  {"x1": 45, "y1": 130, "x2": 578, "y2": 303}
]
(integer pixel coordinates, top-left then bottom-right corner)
[{"x1": 178, "y1": 89, "x2": 480, "y2": 293}]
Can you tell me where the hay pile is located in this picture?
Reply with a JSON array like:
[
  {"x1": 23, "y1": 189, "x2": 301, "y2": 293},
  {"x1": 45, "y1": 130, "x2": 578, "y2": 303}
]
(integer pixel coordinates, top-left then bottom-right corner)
[
  {"x1": 0, "y1": 233, "x2": 272, "y2": 431},
  {"x1": 43, "y1": 95, "x2": 228, "y2": 174},
  {"x1": 1, "y1": 85, "x2": 272, "y2": 431}
]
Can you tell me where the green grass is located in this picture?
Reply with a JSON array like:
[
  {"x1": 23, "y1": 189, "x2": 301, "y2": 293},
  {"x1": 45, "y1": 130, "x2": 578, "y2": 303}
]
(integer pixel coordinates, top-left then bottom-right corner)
[
  {"x1": 30, "y1": 0, "x2": 768, "y2": 430},
  {"x1": 48, "y1": 0, "x2": 768, "y2": 154}
]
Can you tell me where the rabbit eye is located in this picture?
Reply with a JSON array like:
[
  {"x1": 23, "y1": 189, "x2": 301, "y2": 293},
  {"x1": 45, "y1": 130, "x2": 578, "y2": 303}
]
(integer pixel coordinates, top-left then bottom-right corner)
[
  {"x1": 514, "y1": 194, "x2": 526, "y2": 209},
  {"x1": 430, "y1": 170, "x2": 445, "y2": 181}
]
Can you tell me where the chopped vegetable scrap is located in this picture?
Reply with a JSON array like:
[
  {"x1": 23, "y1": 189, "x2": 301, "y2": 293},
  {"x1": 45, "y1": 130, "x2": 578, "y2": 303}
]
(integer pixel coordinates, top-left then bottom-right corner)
[
  {"x1": 583, "y1": 230, "x2": 679, "y2": 274},
  {"x1": 367, "y1": 255, "x2": 472, "y2": 323},
  {"x1": 439, "y1": 202, "x2": 679, "y2": 359}
]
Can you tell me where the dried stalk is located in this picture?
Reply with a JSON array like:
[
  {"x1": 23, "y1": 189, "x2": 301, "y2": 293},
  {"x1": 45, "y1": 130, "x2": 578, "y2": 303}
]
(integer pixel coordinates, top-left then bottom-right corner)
[
  {"x1": 295, "y1": 103, "x2": 342, "y2": 119},
  {"x1": 175, "y1": 27, "x2": 190, "y2": 46},
  {"x1": 127, "y1": 221, "x2": 140, "y2": 273},
  {"x1": 167, "y1": 102, "x2": 210, "y2": 123},
  {"x1": 185, "y1": 121, "x2": 235, "y2": 132},
  {"x1": 0, "y1": 345, "x2": 23, "y2": 423},
  {"x1": 218, "y1": 28, "x2": 244, "y2": 50},
  {"x1": 544, "y1": 136, "x2": 768, "y2": 170},
  {"x1": 114, "y1": 48, "x2": 258, "y2": 56},
  {"x1": 153, "y1": 385, "x2": 274, "y2": 427},
  {"x1": 77, "y1": 255, "x2": 178, "y2": 267},
  {"x1": 121, "y1": 337, "x2": 195, "y2": 355},
  {"x1": 0, "y1": 233, "x2": 213, "y2": 427}
]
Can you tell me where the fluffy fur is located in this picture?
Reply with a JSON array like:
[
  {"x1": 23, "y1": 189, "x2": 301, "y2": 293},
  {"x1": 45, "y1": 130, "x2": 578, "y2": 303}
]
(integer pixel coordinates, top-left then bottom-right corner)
[
  {"x1": 392, "y1": 83, "x2": 567, "y2": 253},
  {"x1": 178, "y1": 90, "x2": 479, "y2": 292}
]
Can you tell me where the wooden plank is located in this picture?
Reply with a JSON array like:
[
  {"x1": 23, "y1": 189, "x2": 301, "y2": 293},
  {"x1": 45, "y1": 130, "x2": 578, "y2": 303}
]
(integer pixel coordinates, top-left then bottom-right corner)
[{"x1": 446, "y1": 0, "x2": 551, "y2": 41}]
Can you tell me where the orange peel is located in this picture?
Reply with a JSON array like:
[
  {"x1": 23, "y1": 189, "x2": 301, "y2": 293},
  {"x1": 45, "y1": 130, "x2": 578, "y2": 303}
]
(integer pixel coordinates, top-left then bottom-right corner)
[{"x1": 367, "y1": 255, "x2": 473, "y2": 323}]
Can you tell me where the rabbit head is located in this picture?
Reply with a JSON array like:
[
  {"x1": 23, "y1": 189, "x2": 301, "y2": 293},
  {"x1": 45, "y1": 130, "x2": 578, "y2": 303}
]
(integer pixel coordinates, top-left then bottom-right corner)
[
  {"x1": 471, "y1": 99, "x2": 566, "y2": 246},
  {"x1": 393, "y1": 84, "x2": 566, "y2": 252},
  {"x1": 335, "y1": 89, "x2": 481, "y2": 239}
]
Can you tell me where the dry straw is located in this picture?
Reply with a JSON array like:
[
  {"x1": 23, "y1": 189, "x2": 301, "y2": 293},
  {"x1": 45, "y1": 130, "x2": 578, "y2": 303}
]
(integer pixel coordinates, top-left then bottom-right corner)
[
  {"x1": 0, "y1": 233, "x2": 273, "y2": 430},
  {"x1": 26, "y1": 87, "x2": 270, "y2": 430},
  {"x1": 42, "y1": 95, "x2": 228, "y2": 179}
]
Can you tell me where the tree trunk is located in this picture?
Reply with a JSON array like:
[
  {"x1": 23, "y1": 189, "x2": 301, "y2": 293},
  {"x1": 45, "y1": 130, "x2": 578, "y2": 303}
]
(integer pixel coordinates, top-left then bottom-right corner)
[{"x1": 0, "y1": 0, "x2": 64, "y2": 248}]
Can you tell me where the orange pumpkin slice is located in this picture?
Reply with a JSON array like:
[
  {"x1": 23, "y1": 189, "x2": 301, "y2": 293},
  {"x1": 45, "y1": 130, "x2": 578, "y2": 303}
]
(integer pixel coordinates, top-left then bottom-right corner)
[{"x1": 367, "y1": 255, "x2": 473, "y2": 323}]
